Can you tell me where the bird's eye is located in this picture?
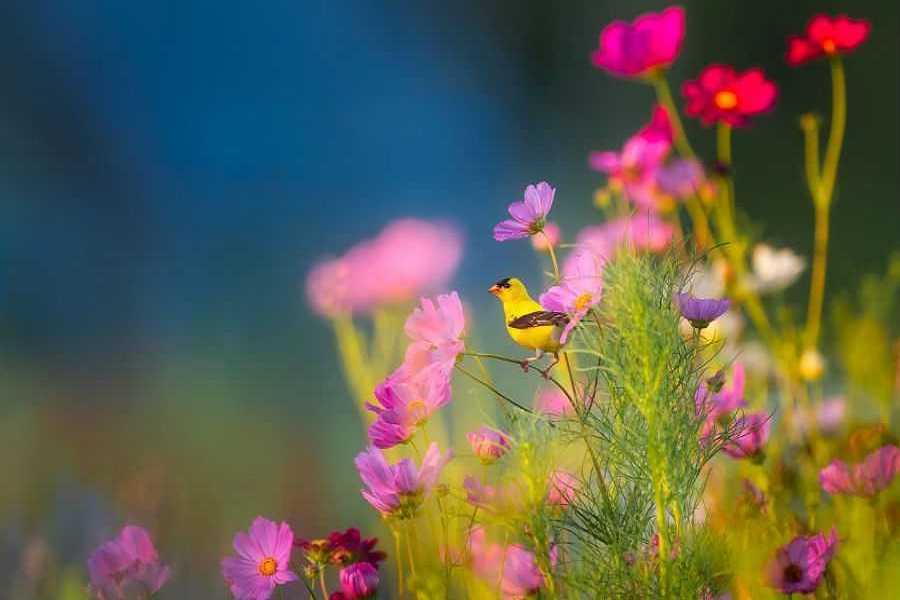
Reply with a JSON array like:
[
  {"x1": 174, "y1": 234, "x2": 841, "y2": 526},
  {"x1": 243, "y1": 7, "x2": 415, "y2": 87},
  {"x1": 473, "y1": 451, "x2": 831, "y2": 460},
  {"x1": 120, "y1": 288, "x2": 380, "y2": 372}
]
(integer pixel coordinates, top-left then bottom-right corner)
[{"x1": 495, "y1": 277, "x2": 512, "y2": 289}]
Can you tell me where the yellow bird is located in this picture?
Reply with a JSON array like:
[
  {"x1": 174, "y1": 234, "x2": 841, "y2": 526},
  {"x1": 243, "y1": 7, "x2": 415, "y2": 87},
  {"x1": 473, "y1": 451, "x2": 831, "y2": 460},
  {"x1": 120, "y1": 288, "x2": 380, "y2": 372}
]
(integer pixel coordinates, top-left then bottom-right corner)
[{"x1": 488, "y1": 277, "x2": 569, "y2": 371}]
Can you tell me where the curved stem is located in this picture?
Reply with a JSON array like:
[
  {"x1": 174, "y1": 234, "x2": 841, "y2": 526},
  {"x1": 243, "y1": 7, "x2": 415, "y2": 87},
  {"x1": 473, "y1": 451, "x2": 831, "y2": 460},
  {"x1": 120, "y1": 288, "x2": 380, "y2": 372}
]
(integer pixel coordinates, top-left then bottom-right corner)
[
  {"x1": 318, "y1": 569, "x2": 329, "y2": 600},
  {"x1": 454, "y1": 362, "x2": 533, "y2": 414},
  {"x1": 820, "y1": 58, "x2": 847, "y2": 204},
  {"x1": 462, "y1": 351, "x2": 574, "y2": 407},
  {"x1": 651, "y1": 75, "x2": 696, "y2": 158}
]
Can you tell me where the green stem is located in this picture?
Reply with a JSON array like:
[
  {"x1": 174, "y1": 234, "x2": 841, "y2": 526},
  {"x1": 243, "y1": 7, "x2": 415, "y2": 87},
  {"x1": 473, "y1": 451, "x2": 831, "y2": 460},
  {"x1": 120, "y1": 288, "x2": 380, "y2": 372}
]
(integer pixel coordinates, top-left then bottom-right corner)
[
  {"x1": 405, "y1": 523, "x2": 418, "y2": 577},
  {"x1": 392, "y1": 526, "x2": 405, "y2": 597},
  {"x1": 318, "y1": 569, "x2": 328, "y2": 600},
  {"x1": 652, "y1": 74, "x2": 696, "y2": 158}
]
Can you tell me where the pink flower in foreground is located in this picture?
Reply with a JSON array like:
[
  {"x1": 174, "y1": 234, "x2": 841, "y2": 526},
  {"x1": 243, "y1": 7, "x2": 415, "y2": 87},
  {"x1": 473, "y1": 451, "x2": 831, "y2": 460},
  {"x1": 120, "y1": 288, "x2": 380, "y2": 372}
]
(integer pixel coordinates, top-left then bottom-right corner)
[
  {"x1": 399, "y1": 291, "x2": 466, "y2": 379},
  {"x1": 467, "y1": 426, "x2": 511, "y2": 464},
  {"x1": 332, "y1": 562, "x2": 379, "y2": 600},
  {"x1": 547, "y1": 471, "x2": 579, "y2": 507},
  {"x1": 88, "y1": 525, "x2": 171, "y2": 599},
  {"x1": 590, "y1": 6, "x2": 685, "y2": 78},
  {"x1": 355, "y1": 442, "x2": 451, "y2": 519},
  {"x1": 531, "y1": 222, "x2": 561, "y2": 252},
  {"x1": 723, "y1": 412, "x2": 770, "y2": 459},
  {"x1": 682, "y1": 65, "x2": 777, "y2": 127},
  {"x1": 493, "y1": 181, "x2": 555, "y2": 241},
  {"x1": 367, "y1": 368, "x2": 451, "y2": 449},
  {"x1": 767, "y1": 529, "x2": 837, "y2": 594},
  {"x1": 468, "y1": 527, "x2": 548, "y2": 599},
  {"x1": 820, "y1": 445, "x2": 900, "y2": 497},
  {"x1": 221, "y1": 517, "x2": 298, "y2": 600},
  {"x1": 786, "y1": 14, "x2": 870, "y2": 66},
  {"x1": 540, "y1": 249, "x2": 605, "y2": 343}
]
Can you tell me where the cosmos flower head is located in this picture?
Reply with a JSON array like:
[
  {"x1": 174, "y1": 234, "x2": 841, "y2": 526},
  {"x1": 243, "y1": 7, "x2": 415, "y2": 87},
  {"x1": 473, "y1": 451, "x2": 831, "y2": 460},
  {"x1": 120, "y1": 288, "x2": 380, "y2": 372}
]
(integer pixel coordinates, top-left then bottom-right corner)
[
  {"x1": 767, "y1": 529, "x2": 838, "y2": 595},
  {"x1": 467, "y1": 527, "x2": 549, "y2": 599},
  {"x1": 467, "y1": 426, "x2": 511, "y2": 464},
  {"x1": 722, "y1": 412, "x2": 771, "y2": 459},
  {"x1": 534, "y1": 387, "x2": 575, "y2": 418},
  {"x1": 367, "y1": 364, "x2": 452, "y2": 449},
  {"x1": 695, "y1": 363, "x2": 746, "y2": 442},
  {"x1": 787, "y1": 14, "x2": 870, "y2": 66},
  {"x1": 87, "y1": 525, "x2": 171, "y2": 600},
  {"x1": 547, "y1": 470, "x2": 579, "y2": 507},
  {"x1": 295, "y1": 528, "x2": 386, "y2": 570},
  {"x1": 355, "y1": 442, "x2": 451, "y2": 519},
  {"x1": 682, "y1": 65, "x2": 777, "y2": 127},
  {"x1": 540, "y1": 249, "x2": 605, "y2": 343},
  {"x1": 819, "y1": 444, "x2": 900, "y2": 497},
  {"x1": 493, "y1": 181, "x2": 556, "y2": 241},
  {"x1": 590, "y1": 6, "x2": 686, "y2": 78},
  {"x1": 221, "y1": 517, "x2": 298, "y2": 600},
  {"x1": 676, "y1": 292, "x2": 731, "y2": 329},
  {"x1": 399, "y1": 291, "x2": 466, "y2": 380},
  {"x1": 331, "y1": 562, "x2": 379, "y2": 600}
]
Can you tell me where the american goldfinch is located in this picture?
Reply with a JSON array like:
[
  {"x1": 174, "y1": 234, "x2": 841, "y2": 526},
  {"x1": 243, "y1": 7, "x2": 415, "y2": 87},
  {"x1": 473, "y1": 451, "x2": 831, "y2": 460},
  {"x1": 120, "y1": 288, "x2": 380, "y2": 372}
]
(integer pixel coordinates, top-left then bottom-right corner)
[{"x1": 488, "y1": 277, "x2": 569, "y2": 371}]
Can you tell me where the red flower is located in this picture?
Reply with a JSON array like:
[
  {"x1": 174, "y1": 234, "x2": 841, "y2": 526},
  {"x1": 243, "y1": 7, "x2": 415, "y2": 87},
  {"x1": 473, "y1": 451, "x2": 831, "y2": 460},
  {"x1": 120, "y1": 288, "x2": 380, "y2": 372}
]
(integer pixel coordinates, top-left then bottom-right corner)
[
  {"x1": 787, "y1": 14, "x2": 870, "y2": 66},
  {"x1": 682, "y1": 65, "x2": 777, "y2": 127}
]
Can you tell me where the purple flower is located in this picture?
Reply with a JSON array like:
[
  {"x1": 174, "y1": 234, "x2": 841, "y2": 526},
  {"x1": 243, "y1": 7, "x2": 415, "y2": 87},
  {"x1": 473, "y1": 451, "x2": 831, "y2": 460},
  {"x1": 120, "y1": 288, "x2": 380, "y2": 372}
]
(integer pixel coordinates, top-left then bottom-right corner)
[
  {"x1": 655, "y1": 158, "x2": 707, "y2": 199},
  {"x1": 87, "y1": 525, "x2": 171, "y2": 599},
  {"x1": 722, "y1": 412, "x2": 770, "y2": 459},
  {"x1": 590, "y1": 6, "x2": 686, "y2": 78},
  {"x1": 540, "y1": 249, "x2": 605, "y2": 343},
  {"x1": 676, "y1": 292, "x2": 730, "y2": 329},
  {"x1": 768, "y1": 529, "x2": 838, "y2": 594},
  {"x1": 493, "y1": 182, "x2": 555, "y2": 241},
  {"x1": 467, "y1": 426, "x2": 511, "y2": 464},
  {"x1": 820, "y1": 444, "x2": 900, "y2": 497},
  {"x1": 367, "y1": 367, "x2": 451, "y2": 449},
  {"x1": 334, "y1": 562, "x2": 379, "y2": 600},
  {"x1": 355, "y1": 442, "x2": 451, "y2": 519},
  {"x1": 221, "y1": 517, "x2": 298, "y2": 600}
]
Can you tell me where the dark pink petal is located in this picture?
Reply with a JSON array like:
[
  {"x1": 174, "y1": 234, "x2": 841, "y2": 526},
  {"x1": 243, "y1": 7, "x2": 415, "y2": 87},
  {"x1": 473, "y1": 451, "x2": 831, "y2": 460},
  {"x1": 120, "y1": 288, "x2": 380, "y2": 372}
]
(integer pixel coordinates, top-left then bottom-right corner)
[
  {"x1": 734, "y1": 69, "x2": 777, "y2": 114},
  {"x1": 787, "y1": 36, "x2": 820, "y2": 66}
]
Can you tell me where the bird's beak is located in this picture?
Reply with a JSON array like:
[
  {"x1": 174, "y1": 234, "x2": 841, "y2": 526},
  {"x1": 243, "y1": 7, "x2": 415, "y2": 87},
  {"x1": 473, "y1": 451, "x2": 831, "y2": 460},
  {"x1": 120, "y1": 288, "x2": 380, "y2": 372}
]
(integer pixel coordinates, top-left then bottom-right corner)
[{"x1": 488, "y1": 284, "x2": 501, "y2": 296}]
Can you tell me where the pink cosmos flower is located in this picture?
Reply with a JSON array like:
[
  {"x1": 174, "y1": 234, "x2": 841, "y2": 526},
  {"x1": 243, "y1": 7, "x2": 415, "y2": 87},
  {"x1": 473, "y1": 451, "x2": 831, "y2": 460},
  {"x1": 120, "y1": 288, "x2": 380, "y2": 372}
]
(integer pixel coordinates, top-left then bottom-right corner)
[
  {"x1": 87, "y1": 525, "x2": 171, "y2": 599},
  {"x1": 637, "y1": 105, "x2": 674, "y2": 144},
  {"x1": 787, "y1": 14, "x2": 870, "y2": 66},
  {"x1": 722, "y1": 412, "x2": 770, "y2": 459},
  {"x1": 463, "y1": 477, "x2": 525, "y2": 514},
  {"x1": 820, "y1": 445, "x2": 900, "y2": 497},
  {"x1": 221, "y1": 517, "x2": 298, "y2": 600},
  {"x1": 531, "y1": 222, "x2": 561, "y2": 252},
  {"x1": 468, "y1": 527, "x2": 548, "y2": 599},
  {"x1": 577, "y1": 214, "x2": 674, "y2": 260},
  {"x1": 540, "y1": 249, "x2": 605, "y2": 343},
  {"x1": 331, "y1": 562, "x2": 379, "y2": 600},
  {"x1": 493, "y1": 182, "x2": 555, "y2": 241},
  {"x1": 399, "y1": 291, "x2": 466, "y2": 379},
  {"x1": 534, "y1": 387, "x2": 575, "y2": 418},
  {"x1": 590, "y1": 6, "x2": 686, "y2": 78},
  {"x1": 767, "y1": 529, "x2": 838, "y2": 594},
  {"x1": 655, "y1": 158, "x2": 707, "y2": 200},
  {"x1": 355, "y1": 442, "x2": 451, "y2": 519},
  {"x1": 367, "y1": 367, "x2": 451, "y2": 449},
  {"x1": 682, "y1": 65, "x2": 777, "y2": 127},
  {"x1": 547, "y1": 471, "x2": 579, "y2": 507},
  {"x1": 467, "y1": 426, "x2": 511, "y2": 464},
  {"x1": 695, "y1": 363, "x2": 746, "y2": 442}
]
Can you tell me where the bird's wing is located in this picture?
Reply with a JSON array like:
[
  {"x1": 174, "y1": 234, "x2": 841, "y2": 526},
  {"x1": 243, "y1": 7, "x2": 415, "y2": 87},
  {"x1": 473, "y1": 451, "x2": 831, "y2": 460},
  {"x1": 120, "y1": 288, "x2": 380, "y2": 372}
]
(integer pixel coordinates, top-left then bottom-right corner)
[{"x1": 507, "y1": 310, "x2": 569, "y2": 329}]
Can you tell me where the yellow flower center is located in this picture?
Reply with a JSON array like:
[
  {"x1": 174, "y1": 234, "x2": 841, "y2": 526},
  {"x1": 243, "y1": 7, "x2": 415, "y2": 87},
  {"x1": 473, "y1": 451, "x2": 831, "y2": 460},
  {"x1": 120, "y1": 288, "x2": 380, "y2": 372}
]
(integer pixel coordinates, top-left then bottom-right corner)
[
  {"x1": 574, "y1": 293, "x2": 593, "y2": 312},
  {"x1": 714, "y1": 90, "x2": 738, "y2": 110},
  {"x1": 258, "y1": 557, "x2": 278, "y2": 577},
  {"x1": 822, "y1": 38, "x2": 836, "y2": 54}
]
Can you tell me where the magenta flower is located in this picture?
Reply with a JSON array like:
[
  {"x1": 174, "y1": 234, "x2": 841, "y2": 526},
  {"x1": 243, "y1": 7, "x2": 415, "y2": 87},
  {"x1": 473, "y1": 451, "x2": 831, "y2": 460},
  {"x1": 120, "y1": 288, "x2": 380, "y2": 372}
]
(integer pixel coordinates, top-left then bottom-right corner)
[
  {"x1": 547, "y1": 470, "x2": 579, "y2": 507},
  {"x1": 676, "y1": 292, "x2": 730, "y2": 329},
  {"x1": 221, "y1": 517, "x2": 298, "y2": 600},
  {"x1": 295, "y1": 528, "x2": 385, "y2": 569},
  {"x1": 722, "y1": 412, "x2": 770, "y2": 459},
  {"x1": 682, "y1": 65, "x2": 777, "y2": 127},
  {"x1": 637, "y1": 105, "x2": 674, "y2": 144},
  {"x1": 786, "y1": 14, "x2": 870, "y2": 67},
  {"x1": 590, "y1": 6, "x2": 686, "y2": 78},
  {"x1": 332, "y1": 562, "x2": 379, "y2": 600},
  {"x1": 493, "y1": 181, "x2": 555, "y2": 241},
  {"x1": 768, "y1": 529, "x2": 838, "y2": 594},
  {"x1": 467, "y1": 426, "x2": 511, "y2": 464},
  {"x1": 355, "y1": 442, "x2": 451, "y2": 519},
  {"x1": 468, "y1": 527, "x2": 548, "y2": 599},
  {"x1": 820, "y1": 445, "x2": 900, "y2": 497},
  {"x1": 367, "y1": 367, "x2": 451, "y2": 449},
  {"x1": 540, "y1": 249, "x2": 605, "y2": 343},
  {"x1": 87, "y1": 525, "x2": 171, "y2": 599}
]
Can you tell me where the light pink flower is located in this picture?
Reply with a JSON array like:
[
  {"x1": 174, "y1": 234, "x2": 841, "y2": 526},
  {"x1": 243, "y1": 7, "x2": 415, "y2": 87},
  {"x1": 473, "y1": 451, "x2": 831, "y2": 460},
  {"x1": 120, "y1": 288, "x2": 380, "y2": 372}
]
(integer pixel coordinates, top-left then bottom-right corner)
[
  {"x1": 493, "y1": 182, "x2": 555, "y2": 241},
  {"x1": 820, "y1": 445, "x2": 900, "y2": 497},
  {"x1": 463, "y1": 477, "x2": 525, "y2": 514},
  {"x1": 590, "y1": 6, "x2": 686, "y2": 78},
  {"x1": 767, "y1": 529, "x2": 838, "y2": 594},
  {"x1": 540, "y1": 249, "x2": 605, "y2": 343},
  {"x1": 722, "y1": 412, "x2": 770, "y2": 459},
  {"x1": 531, "y1": 222, "x2": 561, "y2": 252},
  {"x1": 695, "y1": 363, "x2": 746, "y2": 442},
  {"x1": 467, "y1": 426, "x2": 511, "y2": 464},
  {"x1": 547, "y1": 471, "x2": 579, "y2": 507},
  {"x1": 468, "y1": 527, "x2": 547, "y2": 599},
  {"x1": 367, "y1": 367, "x2": 451, "y2": 449},
  {"x1": 534, "y1": 387, "x2": 575, "y2": 418},
  {"x1": 397, "y1": 291, "x2": 466, "y2": 380},
  {"x1": 355, "y1": 442, "x2": 451, "y2": 519},
  {"x1": 87, "y1": 525, "x2": 171, "y2": 600},
  {"x1": 221, "y1": 517, "x2": 298, "y2": 600},
  {"x1": 576, "y1": 214, "x2": 674, "y2": 259}
]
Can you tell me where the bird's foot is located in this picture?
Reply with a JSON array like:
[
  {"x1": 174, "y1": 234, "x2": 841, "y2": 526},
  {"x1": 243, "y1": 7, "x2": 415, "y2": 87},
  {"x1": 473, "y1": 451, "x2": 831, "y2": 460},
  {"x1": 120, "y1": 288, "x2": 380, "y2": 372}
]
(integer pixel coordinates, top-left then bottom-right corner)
[{"x1": 519, "y1": 359, "x2": 531, "y2": 373}]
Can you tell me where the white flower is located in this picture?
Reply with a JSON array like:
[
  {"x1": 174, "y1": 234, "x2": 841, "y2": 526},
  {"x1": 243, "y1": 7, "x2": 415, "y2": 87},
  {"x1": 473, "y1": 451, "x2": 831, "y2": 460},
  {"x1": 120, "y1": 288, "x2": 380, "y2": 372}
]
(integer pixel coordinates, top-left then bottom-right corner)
[{"x1": 748, "y1": 244, "x2": 805, "y2": 293}]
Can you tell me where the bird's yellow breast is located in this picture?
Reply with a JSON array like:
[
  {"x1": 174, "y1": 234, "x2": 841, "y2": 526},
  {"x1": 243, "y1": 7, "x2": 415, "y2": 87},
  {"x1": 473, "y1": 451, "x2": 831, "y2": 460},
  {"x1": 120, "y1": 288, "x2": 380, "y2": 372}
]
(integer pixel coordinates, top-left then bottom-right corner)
[{"x1": 503, "y1": 300, "x2": 562, "y2": 353}]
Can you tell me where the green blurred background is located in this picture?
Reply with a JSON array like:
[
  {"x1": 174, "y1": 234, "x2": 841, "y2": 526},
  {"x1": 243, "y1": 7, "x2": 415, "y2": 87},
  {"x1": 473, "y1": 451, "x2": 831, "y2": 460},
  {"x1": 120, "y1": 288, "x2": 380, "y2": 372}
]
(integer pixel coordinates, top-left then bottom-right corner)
[{"x1": 0, "y1": 0, "x2": 896, "y2": 596}]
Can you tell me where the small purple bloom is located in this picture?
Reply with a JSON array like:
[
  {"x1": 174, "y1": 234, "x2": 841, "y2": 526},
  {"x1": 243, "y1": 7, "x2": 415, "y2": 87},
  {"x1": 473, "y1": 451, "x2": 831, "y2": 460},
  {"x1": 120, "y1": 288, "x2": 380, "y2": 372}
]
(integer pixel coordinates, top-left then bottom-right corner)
[
  {"x1": 493, "y1": 181, "x2": 555, "y2": 241},
  {"x1": 767, "y1": 529, "x2": 837, "y2": 594},
  {"x1": 656, "y1": 158, "x2": 707, "y2": 199},
  {"x1": 676, "y1": 292, "x2": 730, "y2": 329},
  {"x1": 723, "y1": 412, "x2": 770, "y2": 459}
]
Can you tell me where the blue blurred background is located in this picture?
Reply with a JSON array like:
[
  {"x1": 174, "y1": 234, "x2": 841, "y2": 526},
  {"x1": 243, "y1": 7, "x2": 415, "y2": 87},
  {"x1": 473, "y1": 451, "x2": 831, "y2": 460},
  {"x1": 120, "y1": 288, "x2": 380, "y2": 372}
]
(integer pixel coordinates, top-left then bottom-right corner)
[{"x1": 1, "y1": 0, "x2": 897, "y2": 596}]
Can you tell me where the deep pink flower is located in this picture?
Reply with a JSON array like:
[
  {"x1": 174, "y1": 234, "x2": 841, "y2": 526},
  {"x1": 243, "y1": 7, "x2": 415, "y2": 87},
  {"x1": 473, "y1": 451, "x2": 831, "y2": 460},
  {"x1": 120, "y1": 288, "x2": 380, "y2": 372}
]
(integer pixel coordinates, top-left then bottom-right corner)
[
  {"x1": 540, "y1": 249, "x2": 605, "y2": 343},
  {"x1": 590, "y1": 6, "x2": 685, "y2": 78},
  {"x1": 547, "y1": 471, "x2": 579, "y2": 507},
  {"x1": 493, "y1": 181, "x2": 555, "y2": 241},
  {"x1": 468, "y1": 527, "x2": 547, "y2": 599},
  {"x1": 637, "y1": 105, "x2": 674, "y2": 144},
  {"x1": 787, "y1": 14, "x2": 870, "y2": 66},
  {"x1": 820, "y1": 445, "x2": 900, "y2": 497},
  {"x1": 767, "y1": 529, "x2": 838, "y2": 594},
  {"x1": 355, "y1": 442, "x2": 451, "y2": 519},
  {"x1": 333, "y1": 562, "x2": 379, "y2": 600},
  {"x1": 723, "y1": 412, "x2": 770, "y2": 459},
  {"x1": 695, "y1": 363, "x2": 746, "y2": 442},
  {"x1": 221, "y1": 517, "x2": 298, "y2": 600},
  {"x1": 295, "y1": 528, "x2": 385, "y2": 569},
  {"x1": 676, "y1": 292, "x2": 730, "y2": 329},
  {"x1": 531, "y1": 222, "x2": 561, "y2": 252},
  {"x1": 87, "y1": 525, "x2": 171, "y2": 599},
  {"x1": 367, "y1": 366, "x2": 451, "y2": 449},
  {"x1": 682, "y1": 65, "x2": 777, "y2": 127},
  {"x1": 467, "y1": 426, "x2": 511, "y2": 464}
]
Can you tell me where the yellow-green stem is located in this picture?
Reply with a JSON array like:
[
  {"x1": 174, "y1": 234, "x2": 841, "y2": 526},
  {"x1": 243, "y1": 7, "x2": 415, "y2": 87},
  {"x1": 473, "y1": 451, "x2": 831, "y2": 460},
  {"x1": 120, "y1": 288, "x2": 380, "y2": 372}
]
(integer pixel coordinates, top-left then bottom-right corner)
[
  {"x1": 333, "y1": 316, "x2": 374, "y2": 426},
  {"x1": 652, "y1": 75, "x2": 696, "y2": 158},
  {"x1": 392, "y1": 526, "x2": 405, "y2": 597},
  {"x1": 318, "y1": 569, "x2": 329, "y2": 600},
  {"x1": 541, "y1": 230, "x2": 561, "y2": 281}
]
